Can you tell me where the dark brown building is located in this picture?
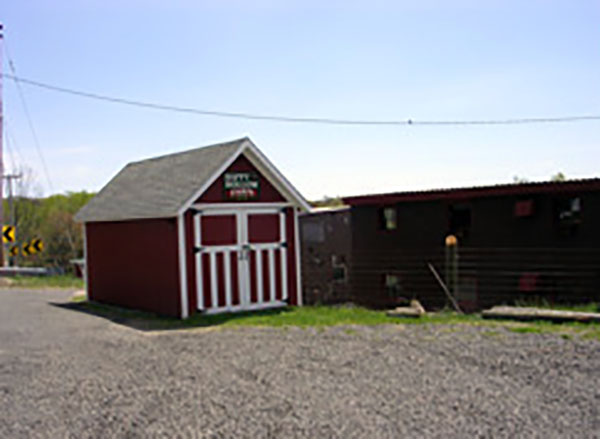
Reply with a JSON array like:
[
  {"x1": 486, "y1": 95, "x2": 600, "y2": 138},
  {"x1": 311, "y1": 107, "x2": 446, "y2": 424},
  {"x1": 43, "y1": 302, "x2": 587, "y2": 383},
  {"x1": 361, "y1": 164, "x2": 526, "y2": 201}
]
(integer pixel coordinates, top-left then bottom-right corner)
[
  {"x1": 342, "y1": 179, "x2": 600, "y2": 311},
  {"x1": 300, "y1": 207, "x2": 352, "y2": 305}
]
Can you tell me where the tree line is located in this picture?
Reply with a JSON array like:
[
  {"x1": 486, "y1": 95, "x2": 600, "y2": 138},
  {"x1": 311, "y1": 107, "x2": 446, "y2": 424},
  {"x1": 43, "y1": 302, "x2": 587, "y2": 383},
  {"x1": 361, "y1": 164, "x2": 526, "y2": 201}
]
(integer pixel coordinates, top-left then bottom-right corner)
[{"x1": 4, "y1": 191, "x2": 95, "y2": 271}]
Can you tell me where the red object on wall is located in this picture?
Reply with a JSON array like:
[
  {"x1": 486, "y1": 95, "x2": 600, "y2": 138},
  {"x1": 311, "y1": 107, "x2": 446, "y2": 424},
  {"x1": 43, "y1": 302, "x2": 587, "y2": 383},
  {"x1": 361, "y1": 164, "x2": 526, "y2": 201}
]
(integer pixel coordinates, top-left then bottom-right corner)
[
  {"x1": 514, "y1": 200, "x2": 534, "y2": 217},
  {"x1": 518, "y1": 272, "x2": 539, "y2": 292}
]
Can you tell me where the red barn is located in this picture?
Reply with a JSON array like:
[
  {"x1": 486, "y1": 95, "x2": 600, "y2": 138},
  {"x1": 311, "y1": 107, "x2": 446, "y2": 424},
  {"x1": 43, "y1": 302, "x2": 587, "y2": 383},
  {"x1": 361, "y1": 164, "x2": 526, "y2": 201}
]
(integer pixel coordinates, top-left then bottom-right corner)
[{"x1": 75, "y1": 138, "x2": 310, "y2": 318}]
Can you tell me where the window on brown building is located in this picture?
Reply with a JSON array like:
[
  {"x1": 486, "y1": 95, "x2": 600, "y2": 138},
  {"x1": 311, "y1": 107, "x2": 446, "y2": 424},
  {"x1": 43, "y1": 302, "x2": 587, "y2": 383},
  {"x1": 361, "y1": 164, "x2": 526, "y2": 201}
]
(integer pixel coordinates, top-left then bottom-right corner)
[
  {"x1": 379, "y1": 206, "x2": 397, "y2": 230},
  {"x1": 384, "y1": 274, "x2": 402, "y2": 296},
  {"x1": 555, "y1": 197, "x2": 581, "y2": 235},
  {"x1": 448, "y1": 204, "x2": 471, "y2": 238}
]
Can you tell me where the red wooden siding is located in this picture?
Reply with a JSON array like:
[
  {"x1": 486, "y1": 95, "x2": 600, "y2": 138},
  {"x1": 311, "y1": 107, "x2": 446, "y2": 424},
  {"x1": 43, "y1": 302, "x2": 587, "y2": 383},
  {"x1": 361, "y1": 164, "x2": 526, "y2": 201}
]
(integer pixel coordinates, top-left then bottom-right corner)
[
  {"x1": 249, "y1": 250, "x2": 258, "y2": 303},
  {"x1": 201, "y1": 254, "x2": 212, "y2": 307},
  {"x1": 274, "y1": 252, "x2": 283, "y2": 301},
  {"x1": 184, "y1": 210, "x2": 198, "y2": 316},
  {"x1": 197, "y1": 154, "x2": 286, "y2": 203},
  {"x1": 248, "y1": 213, "x2": 280, "y2": 243},
  {"x1": 216, "y1": 253, "x2": 226, "y2": 307},
  {"x1": 201, "y1": 215, "x2": 237, "y2": 245},
  {"x1": 86, "y1": 218, "x2": 181, "y2": 317},
  {"x1": 261, "y1": 250, "x2": 272, "y2": 301},
  {"x1": 230, "y1": 252, "x2": 240, "y2": 306}
]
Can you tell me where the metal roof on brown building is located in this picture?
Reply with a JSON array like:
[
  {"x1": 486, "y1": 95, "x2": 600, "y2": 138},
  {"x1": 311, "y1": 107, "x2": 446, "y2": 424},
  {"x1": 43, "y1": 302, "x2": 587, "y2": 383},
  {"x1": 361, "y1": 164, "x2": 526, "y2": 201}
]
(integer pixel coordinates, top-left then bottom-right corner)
[{"x1": 343, "y1": 178, "x2": 600, "y2": 206}]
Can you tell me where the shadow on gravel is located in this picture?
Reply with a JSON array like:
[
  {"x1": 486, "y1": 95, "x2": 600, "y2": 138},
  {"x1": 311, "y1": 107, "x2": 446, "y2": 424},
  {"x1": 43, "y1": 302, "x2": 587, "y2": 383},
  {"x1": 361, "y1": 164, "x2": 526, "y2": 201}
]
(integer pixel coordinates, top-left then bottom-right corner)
[{"x1": 51, "y1": 301, "x2": 293, "y2": 332}]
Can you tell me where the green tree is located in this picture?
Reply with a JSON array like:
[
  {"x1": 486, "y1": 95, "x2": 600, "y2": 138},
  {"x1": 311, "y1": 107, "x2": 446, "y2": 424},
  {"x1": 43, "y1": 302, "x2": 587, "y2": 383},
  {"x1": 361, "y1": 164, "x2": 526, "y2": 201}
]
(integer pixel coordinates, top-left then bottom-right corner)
[
  {"x1": 6, "y1": 190, "x2": 95, "y2": 269},
  {"x1": 513, "y1": 176, "x2": 529, "y2": 184},
  {"x1": 37, "y1": 191, "x2": 95, "y2": 268},
  {"x1": 310, "y1": 196, "x2": 345, "y2": 208}
]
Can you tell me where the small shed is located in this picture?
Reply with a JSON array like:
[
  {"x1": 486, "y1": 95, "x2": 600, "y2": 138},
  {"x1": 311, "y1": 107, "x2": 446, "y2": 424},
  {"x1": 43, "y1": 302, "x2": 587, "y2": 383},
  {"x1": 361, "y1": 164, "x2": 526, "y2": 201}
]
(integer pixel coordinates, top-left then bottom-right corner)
[{"x1": 75, "y1": 137, "x2": 310, "y2": 318}]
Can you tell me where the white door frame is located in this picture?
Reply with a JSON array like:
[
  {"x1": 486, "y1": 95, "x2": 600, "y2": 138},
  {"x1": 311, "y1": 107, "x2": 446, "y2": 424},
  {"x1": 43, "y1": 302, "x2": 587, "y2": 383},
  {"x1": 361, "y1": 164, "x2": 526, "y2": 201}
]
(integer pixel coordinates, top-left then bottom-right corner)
[{"x1": 194, "y1": 205, "x2": 289, "y2": 314}]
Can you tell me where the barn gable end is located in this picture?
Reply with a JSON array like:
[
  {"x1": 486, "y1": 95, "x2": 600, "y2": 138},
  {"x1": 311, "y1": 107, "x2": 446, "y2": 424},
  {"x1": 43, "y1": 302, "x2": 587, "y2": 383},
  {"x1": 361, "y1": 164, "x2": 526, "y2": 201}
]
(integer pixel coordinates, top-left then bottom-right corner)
[{"x1": 196, "y1": 154, "x2": 286, "y2": 203}]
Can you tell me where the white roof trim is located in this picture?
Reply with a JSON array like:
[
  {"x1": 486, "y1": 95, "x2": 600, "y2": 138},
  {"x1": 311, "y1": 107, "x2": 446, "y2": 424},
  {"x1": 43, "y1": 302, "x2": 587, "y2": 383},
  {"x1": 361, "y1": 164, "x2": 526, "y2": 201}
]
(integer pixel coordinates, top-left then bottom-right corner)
[
  {"x1": 177, "y1": 141, "x2": 247, "y2": 215},
  {"x1": 243, "y1": 139, "x2": 311, "y2": 212}
]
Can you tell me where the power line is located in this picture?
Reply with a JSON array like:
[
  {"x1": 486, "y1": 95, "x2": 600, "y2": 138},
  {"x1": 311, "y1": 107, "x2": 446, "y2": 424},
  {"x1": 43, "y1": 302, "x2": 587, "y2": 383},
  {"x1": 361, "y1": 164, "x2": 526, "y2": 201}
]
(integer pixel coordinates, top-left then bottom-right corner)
[
  {"x1": 3, "y1": 46, "x2": 54, "y2": 192},
  {"x1": 2, "y1": 73, "x2": 600, "y2": 127}
]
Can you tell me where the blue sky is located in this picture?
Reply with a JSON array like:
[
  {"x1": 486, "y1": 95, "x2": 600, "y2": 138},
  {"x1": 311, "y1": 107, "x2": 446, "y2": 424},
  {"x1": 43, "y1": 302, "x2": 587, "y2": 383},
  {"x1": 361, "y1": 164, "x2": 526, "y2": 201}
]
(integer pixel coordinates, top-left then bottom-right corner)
[{"x1": 1, "y1": 1, "x2": 599, "y2": 199}]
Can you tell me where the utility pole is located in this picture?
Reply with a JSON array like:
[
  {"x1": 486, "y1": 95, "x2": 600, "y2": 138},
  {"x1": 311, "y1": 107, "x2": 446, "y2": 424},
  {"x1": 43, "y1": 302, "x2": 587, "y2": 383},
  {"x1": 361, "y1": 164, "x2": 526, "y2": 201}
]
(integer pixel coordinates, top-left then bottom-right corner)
[
  {"x1": 4, "y1": 173, "x2": 22, "y2": 266},
  {"x1": 0, "y1": 23, "x2": 5, "y2": 266}
]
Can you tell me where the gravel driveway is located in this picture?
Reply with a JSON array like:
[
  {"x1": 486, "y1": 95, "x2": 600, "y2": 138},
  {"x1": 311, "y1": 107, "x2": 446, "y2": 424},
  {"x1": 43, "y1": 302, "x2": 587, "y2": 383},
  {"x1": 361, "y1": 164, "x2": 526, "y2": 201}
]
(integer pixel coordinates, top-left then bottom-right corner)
[{"x1": 0, "y1": 289, "x2": 599, "y2": 439}]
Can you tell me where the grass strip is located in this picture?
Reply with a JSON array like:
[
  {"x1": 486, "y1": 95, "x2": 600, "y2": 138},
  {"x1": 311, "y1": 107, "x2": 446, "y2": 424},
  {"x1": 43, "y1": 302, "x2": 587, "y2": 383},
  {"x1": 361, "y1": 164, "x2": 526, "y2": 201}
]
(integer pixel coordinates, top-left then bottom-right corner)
[
  {"x1": 67, "y1": 300, "x2": 600, "y2": 340},
  {"x1": 4, "y1": 275, "x2": 84, "y2": 289}
]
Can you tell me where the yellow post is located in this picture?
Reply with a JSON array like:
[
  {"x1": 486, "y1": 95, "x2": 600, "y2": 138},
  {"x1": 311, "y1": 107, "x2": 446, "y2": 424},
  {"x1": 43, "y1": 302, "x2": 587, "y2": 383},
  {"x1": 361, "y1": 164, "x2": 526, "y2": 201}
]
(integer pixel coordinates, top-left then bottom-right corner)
[{"x1": 445, "y1": 235, "x2": 459, "y2": 307}]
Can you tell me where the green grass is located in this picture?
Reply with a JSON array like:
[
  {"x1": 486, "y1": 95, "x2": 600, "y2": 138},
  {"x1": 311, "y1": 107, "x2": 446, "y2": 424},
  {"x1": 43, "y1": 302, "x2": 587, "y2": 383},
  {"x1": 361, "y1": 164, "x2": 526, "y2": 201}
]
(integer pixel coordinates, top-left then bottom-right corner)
[
  {"x1": 71, "y1": 294, "x2": 87, "y2": 303},
  {"x1": 212, "y1": 305, "x2": 398, "y2": 327},
  {"x1": 502, "y1": 319, "x2": 600, "y2": 340},
  {"x1": 5, "y1": 274, "x2": 84, "y2": 289},
  {"x1": 66, "y1": 299, "x2": 600, "y2": 340},
  {"x1": 73, "y1": 303, "x2": 401, "y2": 330}
]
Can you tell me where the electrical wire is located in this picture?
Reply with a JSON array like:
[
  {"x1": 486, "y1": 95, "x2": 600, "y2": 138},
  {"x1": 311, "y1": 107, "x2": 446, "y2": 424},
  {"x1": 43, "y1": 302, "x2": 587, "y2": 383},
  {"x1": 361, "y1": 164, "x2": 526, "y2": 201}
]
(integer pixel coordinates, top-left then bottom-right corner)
[
  {"x1": 3, "y1": 47, "x2": 54, "y2": 192},
  {"x1": 2, "y1": 73, "x2": 600, "y2": 127}
]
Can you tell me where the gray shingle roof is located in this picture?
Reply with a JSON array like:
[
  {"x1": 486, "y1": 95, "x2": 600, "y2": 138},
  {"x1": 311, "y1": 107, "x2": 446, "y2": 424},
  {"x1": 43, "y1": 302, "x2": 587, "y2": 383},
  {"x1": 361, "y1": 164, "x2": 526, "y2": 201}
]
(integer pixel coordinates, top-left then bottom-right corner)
[{"x1": 75, "y1": 138, "x2": 246, "y2": 222}]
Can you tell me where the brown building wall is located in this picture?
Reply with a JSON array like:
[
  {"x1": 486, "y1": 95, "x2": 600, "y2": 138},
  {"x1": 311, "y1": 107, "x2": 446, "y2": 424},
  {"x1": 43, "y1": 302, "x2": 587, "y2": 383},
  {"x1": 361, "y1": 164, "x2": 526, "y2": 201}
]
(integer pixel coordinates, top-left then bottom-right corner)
[
  {"x1": 86, "y1": 218, "x2": 181, "y2": 317},
  {"x1": 349, "y1": 190, "x2": 600, "y2": 310},
  {"x1": 300, "y1": 209, "x2": 352, "y2": 305}
]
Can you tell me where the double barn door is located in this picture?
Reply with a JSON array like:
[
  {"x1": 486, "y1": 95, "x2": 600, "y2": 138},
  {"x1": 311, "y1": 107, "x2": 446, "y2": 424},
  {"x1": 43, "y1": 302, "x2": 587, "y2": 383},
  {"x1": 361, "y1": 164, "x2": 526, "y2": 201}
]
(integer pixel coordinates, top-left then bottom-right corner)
[{"x1": 194, "y1": 208, "x2": 288, "y2": 313}]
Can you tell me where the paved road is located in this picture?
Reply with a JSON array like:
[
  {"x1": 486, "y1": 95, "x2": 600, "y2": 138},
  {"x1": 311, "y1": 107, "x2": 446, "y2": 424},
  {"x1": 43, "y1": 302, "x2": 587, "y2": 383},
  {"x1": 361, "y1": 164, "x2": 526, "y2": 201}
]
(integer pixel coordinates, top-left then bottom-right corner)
[{"x1": 1, "y1": 289, "x2": 599, "y2": 439}]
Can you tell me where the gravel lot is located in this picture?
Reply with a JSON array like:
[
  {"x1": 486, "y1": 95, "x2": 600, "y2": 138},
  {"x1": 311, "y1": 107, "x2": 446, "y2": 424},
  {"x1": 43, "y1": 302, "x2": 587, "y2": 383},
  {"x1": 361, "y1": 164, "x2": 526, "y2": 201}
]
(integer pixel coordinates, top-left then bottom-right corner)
[{"x1": 1, "y1": 289, "x2": 599, "y2": 439}]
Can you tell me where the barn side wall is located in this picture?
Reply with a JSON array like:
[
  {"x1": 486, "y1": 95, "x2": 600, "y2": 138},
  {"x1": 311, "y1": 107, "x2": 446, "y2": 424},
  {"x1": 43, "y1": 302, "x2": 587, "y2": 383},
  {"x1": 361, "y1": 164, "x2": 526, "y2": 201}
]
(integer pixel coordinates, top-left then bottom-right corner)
[{"x1": 86, "y1": 218, "x2": 181, "y2": 317}]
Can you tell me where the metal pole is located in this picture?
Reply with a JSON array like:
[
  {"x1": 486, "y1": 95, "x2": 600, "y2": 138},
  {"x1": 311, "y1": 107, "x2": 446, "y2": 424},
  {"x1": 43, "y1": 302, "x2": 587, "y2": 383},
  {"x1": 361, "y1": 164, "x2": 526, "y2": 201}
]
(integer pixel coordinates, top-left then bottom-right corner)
[
  {"x1": 0, "y1": 23, "x2": 5, "y2": 266},
  {"x1": 3, "y1": 173, "x2": 21, "y2": 266},
  {"x1": 427, "y1": 262, "x2": 462, "y2": 314},
  {"x1": 7, "y1": 176, "x2": 11, "y2": 266},
  {"x1": 444, "y1": 235, "x2": 459, "y2": 309}
]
